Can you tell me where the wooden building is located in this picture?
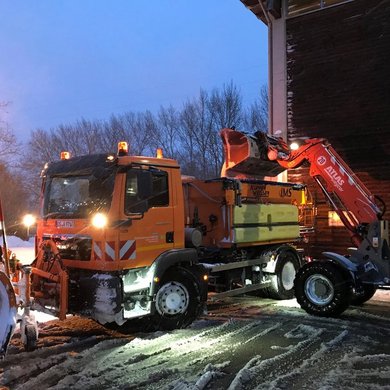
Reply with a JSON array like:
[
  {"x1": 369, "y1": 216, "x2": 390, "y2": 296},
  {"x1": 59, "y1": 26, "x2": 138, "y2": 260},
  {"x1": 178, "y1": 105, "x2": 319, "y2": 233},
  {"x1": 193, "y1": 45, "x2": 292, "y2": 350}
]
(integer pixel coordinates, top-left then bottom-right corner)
[{"x1": 240, "y1": 0, "x2": 390, "y2": 257}]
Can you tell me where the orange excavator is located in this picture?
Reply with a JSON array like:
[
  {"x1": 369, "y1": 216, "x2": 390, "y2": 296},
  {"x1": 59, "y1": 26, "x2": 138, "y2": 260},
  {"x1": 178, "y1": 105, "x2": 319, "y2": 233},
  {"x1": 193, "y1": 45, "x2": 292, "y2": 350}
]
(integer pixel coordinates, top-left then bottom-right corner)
[{"x1": 221, "y1": 128, "x2": 389, "y2": 316}]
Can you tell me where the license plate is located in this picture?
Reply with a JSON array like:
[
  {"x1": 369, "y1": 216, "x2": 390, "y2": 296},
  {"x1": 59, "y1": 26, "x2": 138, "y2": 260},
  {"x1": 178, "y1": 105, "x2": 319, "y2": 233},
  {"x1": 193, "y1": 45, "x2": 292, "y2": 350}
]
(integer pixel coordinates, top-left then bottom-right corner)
[{"x1": 56, "y1": 220, "x2": 74, "y2": 228}]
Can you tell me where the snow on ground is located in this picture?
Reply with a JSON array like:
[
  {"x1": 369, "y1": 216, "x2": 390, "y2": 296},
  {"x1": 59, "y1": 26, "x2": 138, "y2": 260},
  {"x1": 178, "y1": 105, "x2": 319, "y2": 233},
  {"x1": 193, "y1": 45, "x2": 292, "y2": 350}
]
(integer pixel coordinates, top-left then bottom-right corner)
[
  {"x1": 2, "y1": 237, "x2": 389, "y2": 389},
  {"x1": 1, "y1": 296, "x2": 390, "y2": 390}
]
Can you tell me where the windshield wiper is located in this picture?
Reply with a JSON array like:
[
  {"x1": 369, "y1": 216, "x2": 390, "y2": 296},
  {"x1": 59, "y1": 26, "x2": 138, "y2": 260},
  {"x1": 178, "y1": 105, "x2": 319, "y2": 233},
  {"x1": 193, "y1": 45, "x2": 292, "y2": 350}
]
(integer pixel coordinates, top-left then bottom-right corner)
[{"x1": 43, "y1": 212, "x2": 74, "y2": 219}]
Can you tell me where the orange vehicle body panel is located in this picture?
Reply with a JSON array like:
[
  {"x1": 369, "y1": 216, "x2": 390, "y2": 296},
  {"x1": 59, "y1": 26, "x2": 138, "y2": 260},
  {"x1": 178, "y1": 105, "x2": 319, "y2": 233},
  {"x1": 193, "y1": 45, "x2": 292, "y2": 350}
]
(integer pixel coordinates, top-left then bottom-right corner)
[
  {"x1": 36, "y1": 155, "x2": 185, "y2": 272},
  {"x1": 183, "y1": 178, "x2": 307, "y2": 248}
]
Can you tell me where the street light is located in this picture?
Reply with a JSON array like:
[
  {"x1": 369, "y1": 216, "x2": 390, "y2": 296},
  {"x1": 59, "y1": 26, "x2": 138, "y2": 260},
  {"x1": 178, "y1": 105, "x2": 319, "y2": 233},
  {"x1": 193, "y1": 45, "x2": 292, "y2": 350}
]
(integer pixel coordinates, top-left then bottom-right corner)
[{"x1": 22, "y1": 214, "x2": 36, "y2": 237}]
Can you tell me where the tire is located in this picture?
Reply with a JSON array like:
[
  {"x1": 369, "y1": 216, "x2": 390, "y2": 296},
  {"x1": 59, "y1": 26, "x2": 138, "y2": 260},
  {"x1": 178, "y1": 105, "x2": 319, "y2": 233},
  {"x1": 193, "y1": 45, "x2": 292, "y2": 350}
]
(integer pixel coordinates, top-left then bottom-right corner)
[
  {"x1": 152, "y1": 268, "x2": 202, "y2": 331},
  {"x1": 351, "y1": 284, "x2": 377, "y2": 306},
  {"x1": 24, "y1": 324, "x2": 38, "y2": 352},
  {"x1": 265, "y1": 251, "x2": 300, "y2": 300},
  {"x1": 294, "y1": 261, "x2": 353, "y2": 317}
]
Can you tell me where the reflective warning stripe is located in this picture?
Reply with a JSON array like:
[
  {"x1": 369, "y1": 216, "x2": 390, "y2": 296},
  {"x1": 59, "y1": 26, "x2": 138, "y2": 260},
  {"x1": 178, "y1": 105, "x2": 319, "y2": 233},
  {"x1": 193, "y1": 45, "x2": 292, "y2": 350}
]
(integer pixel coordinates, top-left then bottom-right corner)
[
  {"x1": 120, "y1": 240, "x2": 136, "y2": 260},
  {"x1": 94, "y1": 241, "x2": 115, "y2": 261},
  {"x1": 93, "y1": 241, "x2": 103, "y2": 261},
  {"x1": 94, "y1": 241, "x2": 134, "y2": 261},
  {"x1": 105, "y1": 241, "x2": 115, "y2": 261}
]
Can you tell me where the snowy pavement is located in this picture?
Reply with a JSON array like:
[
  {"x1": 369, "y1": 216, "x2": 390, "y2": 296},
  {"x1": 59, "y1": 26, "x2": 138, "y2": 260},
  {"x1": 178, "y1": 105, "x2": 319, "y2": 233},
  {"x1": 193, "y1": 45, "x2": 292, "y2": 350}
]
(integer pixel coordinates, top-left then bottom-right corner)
[
  {"x1": 2, "y1": 239, "x2": 390, "y2": 389},
  {"x1": 1, "y1": 292, "x2": 390, "y2": 390}
]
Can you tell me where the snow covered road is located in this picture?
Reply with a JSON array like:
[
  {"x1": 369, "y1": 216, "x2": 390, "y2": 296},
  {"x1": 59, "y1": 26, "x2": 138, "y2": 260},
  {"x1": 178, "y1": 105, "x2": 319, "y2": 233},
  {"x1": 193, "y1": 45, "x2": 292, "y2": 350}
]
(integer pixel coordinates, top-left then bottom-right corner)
[{"x1": 1, "y1": 292, "x2": 390, "y2": 390}]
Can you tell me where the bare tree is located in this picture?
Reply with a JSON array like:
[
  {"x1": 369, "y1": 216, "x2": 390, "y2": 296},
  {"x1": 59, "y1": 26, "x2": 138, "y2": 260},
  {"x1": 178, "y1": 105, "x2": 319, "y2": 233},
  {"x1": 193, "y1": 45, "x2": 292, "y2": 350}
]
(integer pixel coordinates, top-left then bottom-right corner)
[
  {"x1": 153, "y1": 105, "x2": 181, "y2": 159},
  {"x1": 99, "y1": 111, "x2": 157, "y2": 156},
  {"x1": 136, "y1": 111, "x2": 158, "y2": 156},
  {"x1": 179, "y1": 89, "x2": 216, "y2": 178},
  {"x1": 207, "y1": 82, "x2": 244, "y2": 177},
  {"x1": 0, "y1": 102, "x2": 20, "y2": 165},
  {"x1": 23, "y1": 82, "x2": 269, "y2": 194},
  {"x1": 0, "y1": 164, "x2": 31, "y2": 237},
  {"x1": 210, "y1": 81, "x2": 243, "y2": 130},
  {"x1": 243, "y1": 84, "x2": 269, "y2": 133},
  {"x1": 0, "y1": 102, "x2": 36, "y2": 233}
]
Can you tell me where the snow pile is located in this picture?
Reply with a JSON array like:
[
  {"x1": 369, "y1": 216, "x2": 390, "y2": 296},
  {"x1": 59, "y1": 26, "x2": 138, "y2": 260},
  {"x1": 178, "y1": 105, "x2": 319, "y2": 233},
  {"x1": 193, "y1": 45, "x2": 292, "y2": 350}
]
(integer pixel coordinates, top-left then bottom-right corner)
[
  {"x1": 6, "y1": 236, "x2": 35, "y2": 265},
  {"x1": 6, "y1": 236, "x2": 34, "y2": 248}
]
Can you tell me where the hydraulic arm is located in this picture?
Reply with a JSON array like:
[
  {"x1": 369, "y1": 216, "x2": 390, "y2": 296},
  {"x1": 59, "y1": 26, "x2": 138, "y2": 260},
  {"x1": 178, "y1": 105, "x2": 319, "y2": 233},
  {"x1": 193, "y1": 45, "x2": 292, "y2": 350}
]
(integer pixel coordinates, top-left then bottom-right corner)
[
  {"x1": 221, "y1": 127, "x2": 390, "y2": 317},
  {"x1": 221, "y1": 128, "x2": 384, "y2": 247}
]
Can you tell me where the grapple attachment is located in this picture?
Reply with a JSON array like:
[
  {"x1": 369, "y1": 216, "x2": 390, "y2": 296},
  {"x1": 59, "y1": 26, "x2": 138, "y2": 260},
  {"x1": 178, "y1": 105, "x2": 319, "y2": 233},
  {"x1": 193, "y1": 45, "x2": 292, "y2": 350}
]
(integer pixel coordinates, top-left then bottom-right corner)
[{"x1": 220, "y1": 128, "x2": 287, "y2": 178}]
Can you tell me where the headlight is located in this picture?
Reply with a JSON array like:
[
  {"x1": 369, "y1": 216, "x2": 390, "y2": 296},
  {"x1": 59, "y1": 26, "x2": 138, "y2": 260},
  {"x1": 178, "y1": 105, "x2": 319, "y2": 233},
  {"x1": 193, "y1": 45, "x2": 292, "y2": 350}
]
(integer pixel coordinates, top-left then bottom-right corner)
[
  {"x1": 91, "y1": 213, "x2": 108, "y2": 228},
  {"x1": 22, "y1": 214, "x2": 36, "y2": 228}
]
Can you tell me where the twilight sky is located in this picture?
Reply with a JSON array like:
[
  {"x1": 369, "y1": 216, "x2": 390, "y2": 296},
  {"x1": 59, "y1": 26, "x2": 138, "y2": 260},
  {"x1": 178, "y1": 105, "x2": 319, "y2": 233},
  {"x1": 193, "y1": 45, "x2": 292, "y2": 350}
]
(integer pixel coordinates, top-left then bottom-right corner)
[{"x1": 0, "y1": 0, "x2": 267, "y2": 140}]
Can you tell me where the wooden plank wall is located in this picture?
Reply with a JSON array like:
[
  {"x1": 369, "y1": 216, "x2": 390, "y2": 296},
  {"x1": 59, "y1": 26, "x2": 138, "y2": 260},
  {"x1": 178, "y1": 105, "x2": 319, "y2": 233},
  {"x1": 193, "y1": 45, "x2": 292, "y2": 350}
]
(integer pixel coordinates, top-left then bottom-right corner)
[{"x1": 286, "y1": 0, "x2": 390, "y2": 258}]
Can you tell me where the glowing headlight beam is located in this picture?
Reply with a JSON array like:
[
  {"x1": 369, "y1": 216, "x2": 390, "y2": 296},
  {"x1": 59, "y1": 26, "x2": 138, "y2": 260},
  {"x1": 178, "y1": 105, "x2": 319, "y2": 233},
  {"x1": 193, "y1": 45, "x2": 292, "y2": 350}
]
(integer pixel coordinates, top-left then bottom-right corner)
[
  {"x1": 22, "y1": 214, "x2": 36, "y2": 228},
  {"x1": 91, "y1": 213, "x2": 108, "y2": 229}
]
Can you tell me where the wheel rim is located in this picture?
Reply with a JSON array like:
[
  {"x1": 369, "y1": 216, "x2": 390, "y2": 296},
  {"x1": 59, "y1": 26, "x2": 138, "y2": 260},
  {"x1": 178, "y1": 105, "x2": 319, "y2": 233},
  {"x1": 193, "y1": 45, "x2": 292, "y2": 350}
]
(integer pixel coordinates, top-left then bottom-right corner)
[
  {"x1": 281, "y1": 261, "x2": 296, "y2": 291},
  {"x1": 304, "y1": 274, "x2": 334, "y2": 306},
  {"x1": 156, "y1": 281, "x2": 189, "y2": 316}
]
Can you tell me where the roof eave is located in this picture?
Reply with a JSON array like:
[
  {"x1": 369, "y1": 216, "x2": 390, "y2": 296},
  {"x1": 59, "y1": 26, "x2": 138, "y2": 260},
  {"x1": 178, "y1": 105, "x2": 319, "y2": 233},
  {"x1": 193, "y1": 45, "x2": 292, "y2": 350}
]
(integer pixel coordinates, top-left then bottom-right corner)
[{"x1": 240, "y1": 0, "x2": 268, "y2": 25}]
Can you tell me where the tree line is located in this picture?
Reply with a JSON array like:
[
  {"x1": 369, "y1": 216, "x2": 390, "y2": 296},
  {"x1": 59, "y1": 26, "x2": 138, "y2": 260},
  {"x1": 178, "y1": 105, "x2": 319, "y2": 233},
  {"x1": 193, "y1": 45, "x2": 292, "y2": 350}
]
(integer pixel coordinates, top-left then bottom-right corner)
[{"x1": 1, "y1": 83, "x2": 268, "y2": 237}]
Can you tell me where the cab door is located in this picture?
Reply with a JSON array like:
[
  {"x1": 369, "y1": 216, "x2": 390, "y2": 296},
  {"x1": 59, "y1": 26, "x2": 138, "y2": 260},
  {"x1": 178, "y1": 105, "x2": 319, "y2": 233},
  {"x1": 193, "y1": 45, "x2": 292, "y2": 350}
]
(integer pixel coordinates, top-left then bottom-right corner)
[{"x1": 118, "y1": 167, "x2": 175, "y2": 269}]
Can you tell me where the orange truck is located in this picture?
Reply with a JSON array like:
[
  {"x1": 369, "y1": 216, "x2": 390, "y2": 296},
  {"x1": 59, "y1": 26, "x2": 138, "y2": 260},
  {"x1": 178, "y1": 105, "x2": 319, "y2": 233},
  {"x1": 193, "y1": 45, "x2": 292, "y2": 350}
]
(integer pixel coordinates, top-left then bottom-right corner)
[
  {"x1": 2, "y1": 126, "x2": 388, "y2": 356},
  {"x1": 29, "y1": 140, "x2": 311, "y2": 330}
]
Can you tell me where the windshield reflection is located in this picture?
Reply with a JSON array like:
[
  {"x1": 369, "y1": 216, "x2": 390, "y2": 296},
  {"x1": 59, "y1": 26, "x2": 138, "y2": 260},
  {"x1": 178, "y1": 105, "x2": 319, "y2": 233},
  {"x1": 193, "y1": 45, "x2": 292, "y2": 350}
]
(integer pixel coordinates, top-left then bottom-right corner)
[{"x1": 43, "y1": 174, "x2": 114, "y2": 218}]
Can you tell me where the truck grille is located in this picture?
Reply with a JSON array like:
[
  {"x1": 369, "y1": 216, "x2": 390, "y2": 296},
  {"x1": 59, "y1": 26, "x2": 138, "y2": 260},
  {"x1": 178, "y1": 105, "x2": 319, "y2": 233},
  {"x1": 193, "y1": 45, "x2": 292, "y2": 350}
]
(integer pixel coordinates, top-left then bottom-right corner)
[{"x1": 43, "y1": 234, "x2": 92, "y2": 261}]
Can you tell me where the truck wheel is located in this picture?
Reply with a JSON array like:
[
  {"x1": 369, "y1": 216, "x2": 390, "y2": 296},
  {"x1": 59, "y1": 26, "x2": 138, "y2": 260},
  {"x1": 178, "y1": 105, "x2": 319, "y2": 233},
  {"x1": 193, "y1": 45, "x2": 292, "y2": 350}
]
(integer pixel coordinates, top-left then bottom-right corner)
[
  {"x1": 265, "y1": 251, "x2": 300, "y2": 300},
  {"x1": 294, "y1": 261, "x2": 352, "y2": 317},
  {"x1": 153, "y1": 268, "x2": 202, "y2": 330},
  {"x1": 24, "y1": 324, "x2": 38, "y2": 352},
  {"x1": 351, "y1": 284, "x2": 377, "y2": 306}
]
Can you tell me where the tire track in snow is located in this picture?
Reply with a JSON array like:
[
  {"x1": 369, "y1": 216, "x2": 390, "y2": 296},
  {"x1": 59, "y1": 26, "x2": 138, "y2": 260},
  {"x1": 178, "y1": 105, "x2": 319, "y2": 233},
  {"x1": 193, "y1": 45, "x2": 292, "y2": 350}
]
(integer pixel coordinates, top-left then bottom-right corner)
[
  {"x1": 7, "y1": 339, "x2": 127, "y2": 390},
  {"x1": 227, "y1": 324, "x2": 325, "y2": 389},
  {"x1": 225, "y1": 309, "x2": 390, "y2": 390},
  {"x1": 52, "y1": 320, "x2": 282, "y2": 389},
  {"x1": 1, "y1": 297, "x2": 389, "y2": 389},
  {"x1": 0, "y1": 336, "x2": 121, "y2": 388}
]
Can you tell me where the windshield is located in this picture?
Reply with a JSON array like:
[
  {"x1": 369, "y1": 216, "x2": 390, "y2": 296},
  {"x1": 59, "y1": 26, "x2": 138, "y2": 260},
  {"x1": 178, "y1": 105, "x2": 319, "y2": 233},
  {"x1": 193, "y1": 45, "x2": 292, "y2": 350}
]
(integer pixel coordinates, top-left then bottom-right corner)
[{"x1": 43, "y1": 173, "x2": 115, "y2": 218}]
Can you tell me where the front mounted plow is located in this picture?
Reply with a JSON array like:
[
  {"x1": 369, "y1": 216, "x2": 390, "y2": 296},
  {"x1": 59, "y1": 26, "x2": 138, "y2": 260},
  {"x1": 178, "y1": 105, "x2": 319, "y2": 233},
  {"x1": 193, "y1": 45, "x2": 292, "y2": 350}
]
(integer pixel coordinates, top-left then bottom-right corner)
[
  {"x1": 0, "y1": 270, "x2": 17, "y2": 359},
  {"x1": 0, "y1": 235, "x2": 68, "y2": 358}
]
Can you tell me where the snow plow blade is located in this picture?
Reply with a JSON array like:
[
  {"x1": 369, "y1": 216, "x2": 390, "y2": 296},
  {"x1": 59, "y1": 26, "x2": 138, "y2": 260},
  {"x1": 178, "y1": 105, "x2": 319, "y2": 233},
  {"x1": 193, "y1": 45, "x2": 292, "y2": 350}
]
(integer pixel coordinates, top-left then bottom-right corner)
[
  {"x1": 0, "y1": 271, "x2": 17, "y2": 359},
  {"x1": 220, "y1": 128, "x2": 287, "y2": 178}
]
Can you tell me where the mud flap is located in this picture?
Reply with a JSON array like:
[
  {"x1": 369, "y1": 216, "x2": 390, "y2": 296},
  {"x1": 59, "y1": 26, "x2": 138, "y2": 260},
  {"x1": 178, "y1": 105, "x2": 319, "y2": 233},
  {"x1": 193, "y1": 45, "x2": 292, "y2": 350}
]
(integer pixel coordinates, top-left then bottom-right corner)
[{"x1": 0, "y1": 271, "x2": 17, "y2": 358}]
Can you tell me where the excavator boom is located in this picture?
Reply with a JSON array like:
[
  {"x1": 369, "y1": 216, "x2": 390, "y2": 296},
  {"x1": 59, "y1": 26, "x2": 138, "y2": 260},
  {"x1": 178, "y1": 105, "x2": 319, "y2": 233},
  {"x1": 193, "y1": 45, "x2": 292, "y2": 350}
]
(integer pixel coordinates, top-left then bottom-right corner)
[{"x1": 220, "y1": 128, "x2": 382, "y2": 245}]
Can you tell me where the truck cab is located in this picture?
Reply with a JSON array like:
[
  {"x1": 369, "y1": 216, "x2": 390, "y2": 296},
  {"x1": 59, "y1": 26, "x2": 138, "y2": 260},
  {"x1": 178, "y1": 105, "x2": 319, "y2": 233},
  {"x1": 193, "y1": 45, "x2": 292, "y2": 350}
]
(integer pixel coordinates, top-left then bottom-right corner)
[{"x1": 35, "y1": 148, "x2": 208, "y2": 328}]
